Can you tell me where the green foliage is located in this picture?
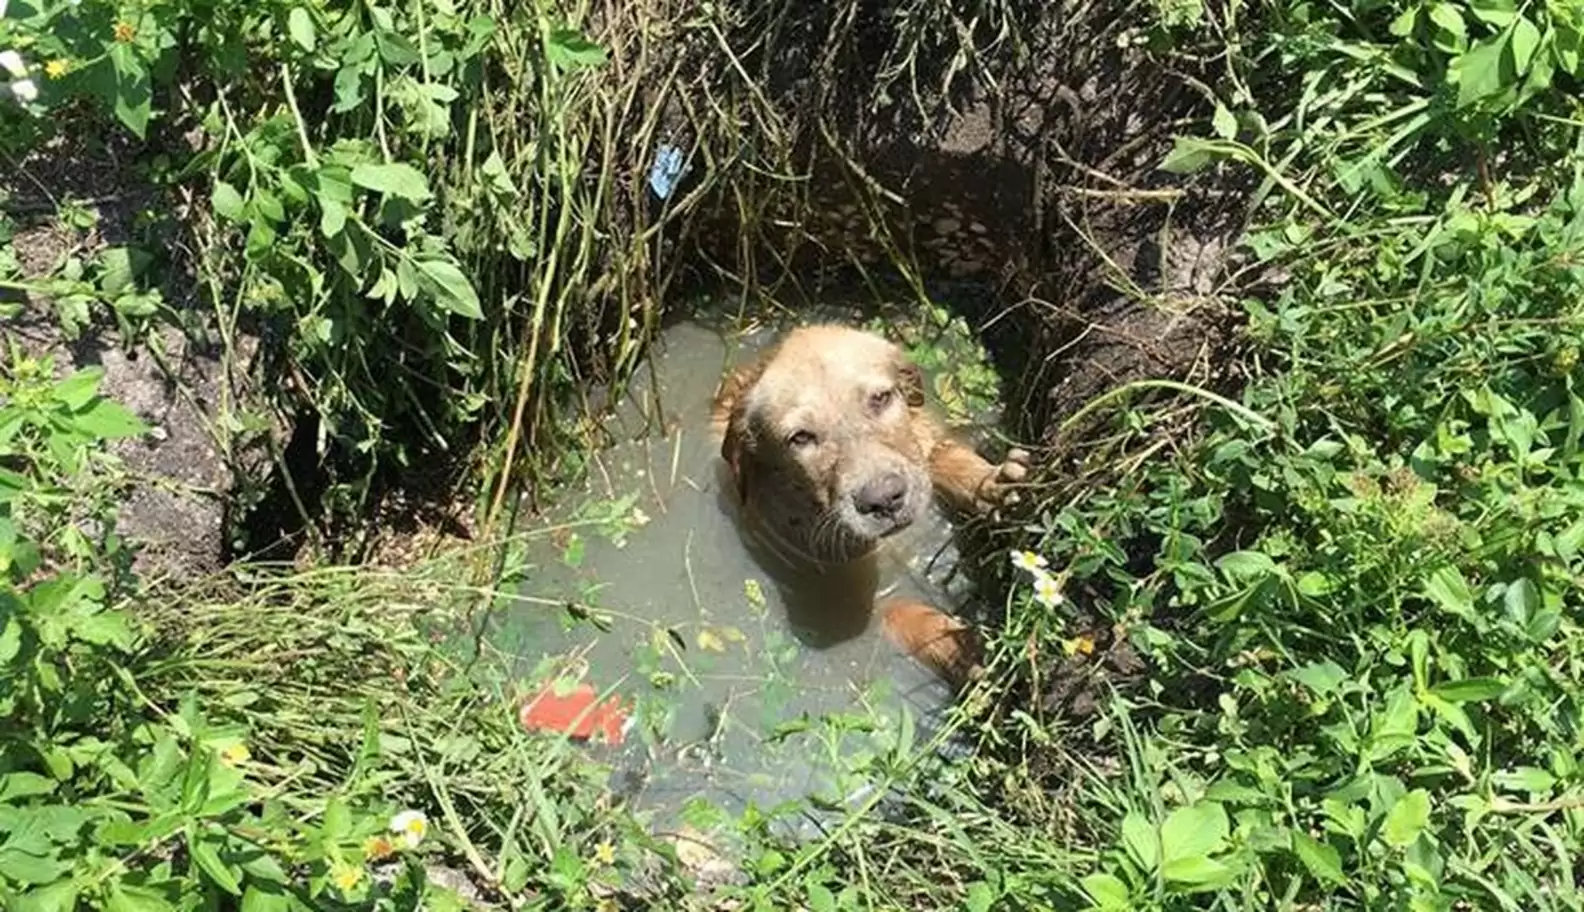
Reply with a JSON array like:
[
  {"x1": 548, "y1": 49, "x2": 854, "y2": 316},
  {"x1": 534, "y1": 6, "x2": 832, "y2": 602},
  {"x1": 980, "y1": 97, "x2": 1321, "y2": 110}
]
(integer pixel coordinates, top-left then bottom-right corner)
[
  {"x1": 0, "y1": 350, "x2": 657, "y2": 908},
  {"x1": 995, "y1": 0, "x2": 1584, "y2": 905}
]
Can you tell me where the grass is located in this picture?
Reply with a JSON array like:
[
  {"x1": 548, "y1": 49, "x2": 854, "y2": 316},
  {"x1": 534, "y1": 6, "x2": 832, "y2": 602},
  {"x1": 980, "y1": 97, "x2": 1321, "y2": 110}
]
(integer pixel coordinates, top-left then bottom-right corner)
[{"x1": 5, "y1": 0, "x2": 1584, "y2": 908}]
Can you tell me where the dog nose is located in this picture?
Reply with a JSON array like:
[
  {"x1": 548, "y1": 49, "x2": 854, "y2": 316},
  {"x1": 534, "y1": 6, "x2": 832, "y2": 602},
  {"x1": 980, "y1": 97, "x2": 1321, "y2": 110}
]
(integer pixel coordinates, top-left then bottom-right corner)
[{"x1": 854, "y1": 473, "x2": 908, "y2": 518}]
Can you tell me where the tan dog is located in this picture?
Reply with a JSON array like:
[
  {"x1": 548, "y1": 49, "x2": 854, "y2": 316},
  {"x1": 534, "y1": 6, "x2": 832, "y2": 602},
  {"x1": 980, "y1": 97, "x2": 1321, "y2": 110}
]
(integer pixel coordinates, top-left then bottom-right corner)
[{"x1": 711, "y1": 324, "x2": 1028, "y2": 687}]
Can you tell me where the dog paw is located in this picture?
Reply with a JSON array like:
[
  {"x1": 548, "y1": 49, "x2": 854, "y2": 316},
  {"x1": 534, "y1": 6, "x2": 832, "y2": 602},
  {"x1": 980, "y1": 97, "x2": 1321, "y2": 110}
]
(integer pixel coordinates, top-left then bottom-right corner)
[
  {"x1": 999, "y1": 447, "x2": 1031, "y2": 484},
  {"x1": 975, "y1": 447, "x2": 1032, "y2": 510}
]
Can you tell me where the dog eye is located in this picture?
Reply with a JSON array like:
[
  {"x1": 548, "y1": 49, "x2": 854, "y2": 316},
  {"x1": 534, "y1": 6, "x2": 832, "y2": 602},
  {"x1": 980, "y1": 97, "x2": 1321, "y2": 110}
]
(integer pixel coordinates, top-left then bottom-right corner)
[
  {"x1": 868, "y1": 388, "x2": 895, "y2": 412},
  {"x1": 787, "y1": 430, "x2": 818, "y2": 447}
]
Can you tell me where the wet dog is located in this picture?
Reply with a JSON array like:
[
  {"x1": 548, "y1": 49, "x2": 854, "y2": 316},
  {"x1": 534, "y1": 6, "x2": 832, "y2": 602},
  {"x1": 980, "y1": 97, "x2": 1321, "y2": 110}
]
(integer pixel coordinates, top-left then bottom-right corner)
[{"x1": 711, "y1": 324, "x2": 1028, "y2": 687}]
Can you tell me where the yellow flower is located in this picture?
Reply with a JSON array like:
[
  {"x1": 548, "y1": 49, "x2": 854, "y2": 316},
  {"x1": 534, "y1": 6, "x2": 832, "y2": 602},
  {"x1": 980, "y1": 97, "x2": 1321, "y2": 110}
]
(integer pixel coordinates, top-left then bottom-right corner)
[
  {"x1": 363, "y1": 835, "x2": 396, "y2": 862},
  {"x1": 592, "y1": 840, "x2": 616, "y2": 866},
  {"x1": 1062, "y1": 635, "x2": 1096, "y2": 657},
  {"x1": 595, "y1": 900, "x2": 619, "y2": 912},
  {"x1": 219, "y1": 743, "x2": 250, "y2": 766},
  {"x1": 389, "y1": 809, "x2": 428, "y2": 849},
  {"x1": 44, "y1": 59, "x2": 69, "y2": 79},
  {"x1": 1008, "y1": 549, "x2": 1048, "y2": 574},
  {"x1": 331, "y1": 861, "x2": 363, "y2": 891},
  {"x1": 1032, "y1": 572, "x2": 1064, "y2": 609},
  {"x1": 113, "y1": 21, "x2": 136, "y2": 43}
]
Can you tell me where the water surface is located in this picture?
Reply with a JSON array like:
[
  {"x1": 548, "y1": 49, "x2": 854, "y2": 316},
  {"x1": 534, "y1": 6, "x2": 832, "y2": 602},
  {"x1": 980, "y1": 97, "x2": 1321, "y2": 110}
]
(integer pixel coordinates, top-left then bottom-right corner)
[{"x1": 490, "y1": 314, "x2": 986, "y2": 836}]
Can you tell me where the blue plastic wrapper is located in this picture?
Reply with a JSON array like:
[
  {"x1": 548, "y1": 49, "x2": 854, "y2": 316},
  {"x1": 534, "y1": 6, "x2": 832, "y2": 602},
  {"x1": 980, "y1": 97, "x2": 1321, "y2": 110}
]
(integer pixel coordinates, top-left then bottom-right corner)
[{"x1": 648, "y1": 143, "x2": 687, "y2": 200}]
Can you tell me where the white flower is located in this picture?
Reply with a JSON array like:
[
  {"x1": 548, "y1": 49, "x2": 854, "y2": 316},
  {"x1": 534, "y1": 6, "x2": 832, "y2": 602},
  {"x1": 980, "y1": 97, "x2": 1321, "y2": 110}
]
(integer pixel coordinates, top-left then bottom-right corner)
[
  {"x1": 0, "y1": 51, "x2": 25, "y2": 79},
  {"x1": 1009, "y1": 550, "x2": 1048, "y2": 574},
  {"x1": 9, "y1": 78, "x2": 36, "y2": 102},
  {"x1": 1032, "y1": 572, "x2": 1064, "y2": 609},
  {"x1": 388, "y1": 810, "x2": 428, "y2": 849}
]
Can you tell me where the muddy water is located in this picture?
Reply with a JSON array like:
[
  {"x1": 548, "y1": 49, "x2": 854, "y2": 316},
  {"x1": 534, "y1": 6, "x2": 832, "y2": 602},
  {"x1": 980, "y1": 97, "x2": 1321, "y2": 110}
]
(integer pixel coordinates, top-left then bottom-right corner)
[{"x1": 490, "y1": 315, "x2": 985, "y2": 837}]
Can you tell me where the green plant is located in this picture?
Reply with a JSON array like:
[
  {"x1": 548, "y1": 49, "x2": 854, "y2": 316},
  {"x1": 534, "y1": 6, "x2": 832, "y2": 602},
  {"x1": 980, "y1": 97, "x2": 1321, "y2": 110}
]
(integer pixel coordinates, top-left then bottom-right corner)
[{"x1": 973, "y1": 0, "x2": 1584, "y2": 905}]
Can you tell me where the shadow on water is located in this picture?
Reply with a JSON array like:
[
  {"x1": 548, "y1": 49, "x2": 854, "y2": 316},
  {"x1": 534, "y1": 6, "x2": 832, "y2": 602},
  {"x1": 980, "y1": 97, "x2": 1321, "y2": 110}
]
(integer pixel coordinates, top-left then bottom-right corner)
[{"x1": 483, "y1": 292, "x2": 1009, "y2": 839}]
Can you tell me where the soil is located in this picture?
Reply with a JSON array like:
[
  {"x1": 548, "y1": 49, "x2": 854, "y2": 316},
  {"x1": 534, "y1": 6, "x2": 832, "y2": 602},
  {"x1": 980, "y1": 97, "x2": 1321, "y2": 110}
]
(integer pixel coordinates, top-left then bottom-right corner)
[{"x1": 2, "y1": 129, "x2": 266, "y2": 581}]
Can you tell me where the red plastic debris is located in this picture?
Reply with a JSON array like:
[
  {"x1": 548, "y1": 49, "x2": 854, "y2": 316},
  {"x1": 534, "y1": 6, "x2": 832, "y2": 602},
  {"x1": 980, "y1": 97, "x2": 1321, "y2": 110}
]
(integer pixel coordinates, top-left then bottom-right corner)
[{"x1": 517, "y1": 682, "x2": 630, "y2": 745}]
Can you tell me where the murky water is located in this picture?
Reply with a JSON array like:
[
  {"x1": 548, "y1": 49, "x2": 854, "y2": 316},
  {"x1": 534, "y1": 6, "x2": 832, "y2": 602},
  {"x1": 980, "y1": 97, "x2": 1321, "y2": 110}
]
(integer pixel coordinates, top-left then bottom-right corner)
[{"x1": 488, "y1": 313, "x2": 987, "y2": 837}]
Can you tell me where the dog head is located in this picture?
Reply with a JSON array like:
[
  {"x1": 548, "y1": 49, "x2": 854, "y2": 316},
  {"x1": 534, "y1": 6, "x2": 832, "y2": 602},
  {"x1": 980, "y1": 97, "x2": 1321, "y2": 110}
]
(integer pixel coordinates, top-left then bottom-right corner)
[{"x1": 719, "y1": 325, "x2": 931, "y2": 564}]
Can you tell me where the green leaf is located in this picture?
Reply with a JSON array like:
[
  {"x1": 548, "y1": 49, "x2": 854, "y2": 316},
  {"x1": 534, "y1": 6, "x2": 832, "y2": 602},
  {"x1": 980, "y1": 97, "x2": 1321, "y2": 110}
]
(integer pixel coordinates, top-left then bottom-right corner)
[
  {"x1": 1527, "y1": 605, "x2": 1562, "y2": 643},
  {"x1": 1160, "y1": 802, "x2": 1228, "y2": 863},
  {"x1": 1423, "y1": 566, "x2": 1475, "y2": 620},
  {"x1": 349, "y1": 162, "x2": 432, "y2": 202},
  {"x1": 12, "y1": 878, "x2": 79, "y2": 912},
  {"x1": 1389, "y1": 7, "x2": 1418, "y2": 36},
  {"x1": 1469, "y1": 0, "x2": 1518, "y2": 28},
  {"x1": 188, "y1": 833, "x2": 242, "y2": 896},
  {"x1": 106, "y1": 882, "x2": 179, "y2": 912},
  {"x1": 239, "y1": 885, "x2": 291, "y2": 912},
  {"x1": 321, "y1": 797, "x2": 351, "y2": 841},
  {"x1": 1428, "y1": 4, "x2": 1467, "y2": 38},
  {"x1": 1493, "y1": 767, "x2": 1556, "y2": 794},
  {"x1": 1504, "y1": 578, "x2": 1538, "y2": 626},
  {"x1": 0, "y1": 773, "x2": 59, "y2": 803},
  {"x1": 108, "y1": 43, "x2": 152, "y2": 138},
  {"x1": 0, "y1": 847, "x2": 69, "y2": 885},
  {"x1": 1509, "y1": 15, "x2": 1541, "y2": 74},
  {"x1": 1211, "y1": 103, "x2": 1237, "y2": 140},
  {"x1": 211, "y1": 181, "x2": 246, "y2": 222},
  {"x1": 545, "y1": 28, "x2": 608, "y2": 69},
  {"x1": 71, "y1": 399, "x2": 149, "y2": 440},
  {"x1": 1430, "y1": 676, "x2": 1506, "y2": 703},
  {"x1": 806, "y1": 883, "x2": 835, "y2": 912},
  {"x1": 1288, "y1": 660, "x2": 1348, "y2": 697},
  {"x1": 1080, "y1": 872, "x2": 1131, "y2": 910},
  {"x1": 288, "y1": 8, "x2": 317, "y2": 52},
  {"x1": 1160, "y1": 854, "x2": 1234, "y2": 888},
  {"x1": 1121, "y1": 811, "x2": 1158, "y2": 870},
  {"x1": 1383, "y1": 789, "x2": 1431, "y2": 848},
  {"x1": 1453, "y1": 32, "x2": 1512, "y2": 108},
  {"x1": 52, "y1": 367, "x2": 106, "y2": 410},
  {"x1": 1160, "y1": 137, "x2": 1218, "y2": 174},
  {"x1": 417, "y1": 259, "x2": 484, "y2": 319},
  {"x1": 1291, "y1": 831, "x2": 1346, "y2": 884},
  {"x1": 98, "y1": 246, "x2": 149, "y2": 296},
  {"x1": 245, "y1": 218, "x2": 277, "y2": 260},
  {"x1": 318, "y1": 196, "x2": 347, "y2": 238},
  {"x1": 1217, "y1": 550, "x2": 1277, "y2": 581},
  {"x1": 963, "y1": 881, "x2": 996, "y2": 912}
]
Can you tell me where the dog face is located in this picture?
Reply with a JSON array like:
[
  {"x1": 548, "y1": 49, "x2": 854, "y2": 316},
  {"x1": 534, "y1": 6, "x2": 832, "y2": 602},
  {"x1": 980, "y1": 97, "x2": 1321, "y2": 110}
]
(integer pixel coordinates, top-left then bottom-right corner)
[{"x1": 720, "y1": 325, "x2": 931, "y2": 563}]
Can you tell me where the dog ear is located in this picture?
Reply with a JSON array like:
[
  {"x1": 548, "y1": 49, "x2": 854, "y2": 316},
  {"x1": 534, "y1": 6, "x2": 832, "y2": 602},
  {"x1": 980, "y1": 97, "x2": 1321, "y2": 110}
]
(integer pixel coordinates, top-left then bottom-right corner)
[
  {"x1": 721, "y1": 408, "x2": 752, "y2": 505},
  {"x1": 714, "y1": 361, "x2": 763, "y2": 505},
  {"x1": 898, "y1": 357, "x2": 926, "y2": 409}
]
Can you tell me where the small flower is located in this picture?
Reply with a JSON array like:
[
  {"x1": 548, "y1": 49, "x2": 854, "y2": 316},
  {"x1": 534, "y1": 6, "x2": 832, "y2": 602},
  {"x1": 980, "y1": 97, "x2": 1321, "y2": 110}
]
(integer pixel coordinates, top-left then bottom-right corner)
[
  {"x1": 389, "y1": 809, "x2": 428, "y2": 849},
  {"x1": 0, "y1": 51, "x2": 25, "y2": 79},
  {"x1": 113, "y1": 20, "x2": 136, "y2": 42},
  {"x1": 1062, "y1": 635, "x2": 1096, "y2": 657},
  {"x1": 1032, "y1": 572, "x2": 1063, "y2": 609},
  {"x1": 44, "y1": 59, "x2": 69, "y2": 79},
  {"x1": 220, "y1": 743, "x2": 250, "y2": 766},
  {"x1": 331, "y1": 860, "x2": 363, "y2": 891},
  {"x1": 9, "y1": 79, "x2": 37, "y2": 102},
  {"x1": 1009, "y1": 550, "x2": 1048, "y2": 574},
  {"x1": 363, "y1": 835, "x2": 396, "y2": 862},
  {"x1": 592, "y1": 840, "x2": 616, "y2": 866}
]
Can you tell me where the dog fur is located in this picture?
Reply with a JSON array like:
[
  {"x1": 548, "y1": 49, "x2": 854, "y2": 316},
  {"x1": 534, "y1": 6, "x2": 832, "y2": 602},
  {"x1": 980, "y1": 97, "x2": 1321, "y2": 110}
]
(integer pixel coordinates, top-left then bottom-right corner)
[{"x1": 710, "y1": 324, "x2": 1027, "y2": 686}]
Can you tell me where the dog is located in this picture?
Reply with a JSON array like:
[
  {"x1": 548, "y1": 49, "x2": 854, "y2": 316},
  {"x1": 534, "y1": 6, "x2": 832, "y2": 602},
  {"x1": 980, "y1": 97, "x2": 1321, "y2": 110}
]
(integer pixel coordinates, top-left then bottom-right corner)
[{"x1": 710, "y1": 324, "x2": 1028, "y2": 687}]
